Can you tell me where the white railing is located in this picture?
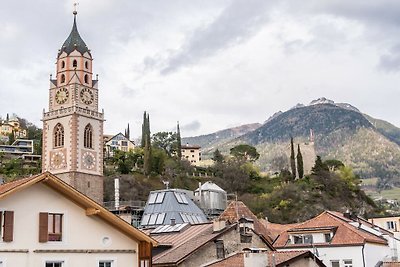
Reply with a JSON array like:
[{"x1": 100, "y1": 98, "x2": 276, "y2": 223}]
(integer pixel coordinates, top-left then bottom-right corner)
[{"x1": 43, "y1": 106, "x2": 104, "y2": 120}]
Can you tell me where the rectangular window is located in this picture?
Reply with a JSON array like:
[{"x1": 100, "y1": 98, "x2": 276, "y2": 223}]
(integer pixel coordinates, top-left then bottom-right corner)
[
  {"x1": 0, "y1": 211, "x2": 14, "y2": 242},
  {"x1": 48, "y1": 214, "x2": 62, "y2": 241},
  {"x1": 148, "y1": 193, "x2": 157, "y2": 204},
  {"x1": 39, "y1": 212, "x2": 63, "y2": 242},
  {"x1": 121, "y1": 141, "x2": 128, "y2": 147},
  {"x1": 45, "y1": 262, "x2": 63, "y2": 267},
  {"x1": 293, "y1": 234, "x2": 313, "y2": 244},
  {"x1": 215, "y1": 240, "x2": 225, "y2": 259},
  {"x1": 99, "y1": 261, "x2": 112, "y2": 267},
  {"x1": 387, "y1": 221, "x2": 396, "y2": 230},
  {"x1": 331, "y1": 261, "x2": 340, "y2": 267},
  {"x1": 343, "y1": 260, "x2": 353, "y2": 267},
  {"x1": 324, "y1": 233, "x2": 332, "y2": 242}
]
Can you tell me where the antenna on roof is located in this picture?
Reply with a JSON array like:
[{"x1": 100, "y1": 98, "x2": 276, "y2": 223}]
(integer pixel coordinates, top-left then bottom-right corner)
[{"x1": 162, "y1": 180, "x2": 170, "y2": 189}]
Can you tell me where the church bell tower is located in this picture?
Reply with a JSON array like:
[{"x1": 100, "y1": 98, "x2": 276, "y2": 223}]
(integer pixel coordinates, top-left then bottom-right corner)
[{"x1": 42, "y1": 11, "x2": 104, "y2": 203}]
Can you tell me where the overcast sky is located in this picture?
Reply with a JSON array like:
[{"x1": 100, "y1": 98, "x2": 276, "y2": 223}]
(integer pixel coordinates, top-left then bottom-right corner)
[{"x1": 1, "y1": 0, "x2": 399, "y2": 137}]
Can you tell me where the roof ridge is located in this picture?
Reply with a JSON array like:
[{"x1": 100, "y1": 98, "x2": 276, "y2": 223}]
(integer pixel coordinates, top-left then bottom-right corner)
[{"x1": 324, "y1": 211, "x2": 385, "y2": 243}]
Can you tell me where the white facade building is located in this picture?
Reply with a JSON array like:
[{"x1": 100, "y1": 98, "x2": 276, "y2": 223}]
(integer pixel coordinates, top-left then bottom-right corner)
[{"x1": 0, "y1": 172, "x2": 156, "y2": 266}]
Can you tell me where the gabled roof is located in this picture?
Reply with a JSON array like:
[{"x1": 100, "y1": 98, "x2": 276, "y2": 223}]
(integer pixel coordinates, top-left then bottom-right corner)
[
  {"x1": 274, "y1": 211, "x2": 388, "y2": 248},
  {"x1": 195, "y1": 181, "x2": 226, "y2": 193},
  {"x1": 218, "y1": 201, "x2": 274, "y2": 244},
  {"x1": 261, "y1": 219, "x2": 301, "y2": 241},
  {"x1": 205, "y1": 250, "x2": 326, "y2": 267},
  {"x1": 59, "y1": 13, "x2": 91, "y2": 57},
  {"x1": 105, "y1": 132, "x2": 135, "y2": 146},
  {"x1": 0, "y1": 172, "x2": 157, "y2": 246}
]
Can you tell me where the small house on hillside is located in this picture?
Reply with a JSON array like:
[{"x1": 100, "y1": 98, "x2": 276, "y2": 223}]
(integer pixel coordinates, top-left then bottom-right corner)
[
  {"x1": 105, "y1": 132, "x2": 135, "y2": 157},
  {"x1": 0, "y1": 172, "x2": 156, "y2": 266}
]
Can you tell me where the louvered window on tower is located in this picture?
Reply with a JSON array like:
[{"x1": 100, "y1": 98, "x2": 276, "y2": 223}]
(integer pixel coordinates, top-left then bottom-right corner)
[
  {"x1": 54, "y1": 123, "x2": 64, "y2": 148},
  {"x1": 84, "y1": 124, "x2": 93, "y2": 149}
]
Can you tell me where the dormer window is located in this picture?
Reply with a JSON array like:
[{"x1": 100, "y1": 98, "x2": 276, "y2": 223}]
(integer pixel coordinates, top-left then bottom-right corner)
[
  {"x1": 293, "y1": 234, "x2": 313, "y2": 244},
  {"x1": 72, "y1": 59, "x2": 77, "y2": 68}
]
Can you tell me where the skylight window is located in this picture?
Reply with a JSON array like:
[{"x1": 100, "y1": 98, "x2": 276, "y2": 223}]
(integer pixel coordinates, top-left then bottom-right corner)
[
  {"x1": 148, "y1": 192, "x2": 166, "y2": 204},
  {"x1": 141, "y1": 214, "x2": 150, "y2": 225},
  {"x1": 156, "y1": 213, "x2": 166, "y2": 225},
  {"x1": 174, "y1": 192, "x2": 188, "y2": 204},
  {"x1": 148, "y1": 193, "x2": 157, "y2": 204},
  {"x1": 155, "y1": 192, "x2": 165, "y2": 203}
]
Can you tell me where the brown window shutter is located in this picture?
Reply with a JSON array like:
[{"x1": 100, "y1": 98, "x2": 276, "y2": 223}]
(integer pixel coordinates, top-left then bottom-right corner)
[
  {"x1": 3, "y1": 211, "x2": 14, "y2": 242},
  {"x1": 39, "y1": 212, "x2": 49, "y2": 243}
]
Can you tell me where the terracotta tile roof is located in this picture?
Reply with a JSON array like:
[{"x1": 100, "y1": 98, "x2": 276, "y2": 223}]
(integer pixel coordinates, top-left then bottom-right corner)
[
  {"x1": 219, "y1": 201, "x2": 274, "y2": 244},
  {"x1": 383, "y1": 262, "x2": 400, "y2": 267},
  {"x1": 274, "y1": 211, "x2": 388, "y2": 248},
  {"x1": 206, "y1": 250, "x2": 326, "y2": 267},
  {"x1": 260, "y1": 219, "x2": 301, "y2": 241},
  {"x1": 0, "y1": 175, "x2": 39, "y2": 196},
  {"x1": 206, "y1": 253, "x2": 244, "y2": 267},
  {"x1": 149, "y1": 223, "x2": 236, "y2": 265}
]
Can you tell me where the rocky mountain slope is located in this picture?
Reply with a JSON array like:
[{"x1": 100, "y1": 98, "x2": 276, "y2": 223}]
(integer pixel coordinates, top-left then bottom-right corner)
[
  {"x1": 186, "y1": 99, "x2": 400, "y2": 184},
  {"x1": 182, "y1": 123, "x2": 261, "y2": 155}
]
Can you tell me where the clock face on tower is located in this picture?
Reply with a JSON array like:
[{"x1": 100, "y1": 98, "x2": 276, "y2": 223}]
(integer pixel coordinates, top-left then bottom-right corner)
[
  {"x1": 50, "y1": 150, "x2": 66, "y2": 169},
  {"x1": 80, "y1": 87, "x2": 94, "y2": 105},
  {"x1": 55, "y1": 87, "x2": 69, "y2": 105},
  {"x1": 82, "y1": 151, "x2": 96, "y2": 170}
]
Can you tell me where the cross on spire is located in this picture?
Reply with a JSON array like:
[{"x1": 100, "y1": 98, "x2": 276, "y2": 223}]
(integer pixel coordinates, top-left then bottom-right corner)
[{"x1": 73, "y1": 2, "x2": 79, "y2": 15}]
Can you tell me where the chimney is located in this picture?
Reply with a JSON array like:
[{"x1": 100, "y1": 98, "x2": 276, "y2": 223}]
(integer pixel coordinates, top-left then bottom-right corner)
[
  {"x1": 171, "y1": 218, "x2": 176, "y2": 226},
  {"x1": 114, "y1": 178, "x2": 120, "y2": 210},
  {"x1": 243, "y1": 248, "x2": 269, "y2": 267},
  {"x1": 213, "y1": 220, "x2": 226, "y2": 232},
  {"x1": 343, "y1": 210, "x2": 351, "y2": 219}
]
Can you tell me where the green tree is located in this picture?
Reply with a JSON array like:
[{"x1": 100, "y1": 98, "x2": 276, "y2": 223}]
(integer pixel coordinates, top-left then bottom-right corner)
[
  {"x1": 142, "y1": 112, "x2": 152, "y2": 175},
  {"x1": 176, "y1": 122, "x2": 182, "y2": 159},
  {"x1": 8, "y1": 131, "x2": 15, "y2": 145},
  {"x1": 152, "y1": 132, "x2": 178, "y2": 157},
  {"x1": 324, "y1": 159, "x2": 345, "y2": 172},
  {"x1": 212, "y1": 149, "x2": 224, "y2": 163},
  {"x1": 296, "y1": 144, "x2": 304, "y2": 178},
  {"x1": 230, "y1": 144, "x2": 260, "y2": 162},
  {"x1": 290, "y1": 137, "x2": 296, "y2": 179},
  {"x1": 311, "y1": 156, "x2": 329, "y2": 175}
]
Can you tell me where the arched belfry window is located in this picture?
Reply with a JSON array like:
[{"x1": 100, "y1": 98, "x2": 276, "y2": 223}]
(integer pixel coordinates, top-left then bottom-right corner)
[
  {"x1": 61, "y1": 74, "x2": 65, "y2": 83},
  {"x1": 54, "y1": 123, "x2": 64, "y2": 148},
  {"x1": 73, "y1": 59, "x2": 77, "y2": 68},
  {"x1": 61, "y1": 61, "x2": 65, "y2": 68},
  {"x1": 84, "y1": 124, "x2": 93, "y2": 149},
  {"x1": 84, "y1": 74, "x2": 89, "y2": 84}
]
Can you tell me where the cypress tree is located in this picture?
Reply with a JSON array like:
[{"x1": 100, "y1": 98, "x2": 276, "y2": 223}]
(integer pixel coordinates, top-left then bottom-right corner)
[
  {"x1": 177, "y1": 121, "x2": 182, "y2": 159},
  {"x1": 141, "y1": 111, "x2": 147, "y2": 148},
  {"x1": 143, "y1": 113, "x2": 152, "y2": 175},
  {"x1": 297, "y1": 144, "x2": 304, "y2": 178},
  {"x1": 126, "y1": 123, "x2": 130, "y2": 140},
  {"x1": 290, "y1": 137, "x2": 296, "y2": 179}
]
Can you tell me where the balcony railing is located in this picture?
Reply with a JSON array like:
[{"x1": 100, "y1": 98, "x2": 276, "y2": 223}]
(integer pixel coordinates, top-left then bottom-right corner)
[{"x1": 43, "y1": 106, "x2": 104, "y2": 120}]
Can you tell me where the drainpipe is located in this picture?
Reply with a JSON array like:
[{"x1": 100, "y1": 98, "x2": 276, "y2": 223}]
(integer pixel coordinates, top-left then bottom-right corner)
[{"x1": 362, "y1": 243, "x2": 366, "y2": 267}]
